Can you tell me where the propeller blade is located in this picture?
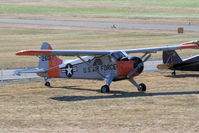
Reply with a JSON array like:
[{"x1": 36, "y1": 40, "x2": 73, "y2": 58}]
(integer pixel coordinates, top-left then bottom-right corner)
[{"x1": 127, "y1": 63, "x2": 143, "y2": 78}]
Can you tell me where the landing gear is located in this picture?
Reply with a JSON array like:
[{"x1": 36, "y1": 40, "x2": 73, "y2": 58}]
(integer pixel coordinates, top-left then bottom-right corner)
[
  {"x1": 129, "y1": 78, "x2": 147, "y2": 92},
  {"x1": 126, "y1": 53, "x2": 150, "y2": 92},
  {"x1": 100, "y1": 74, "x2": 114, "y2": 93},
  {"x1": 44, "y1": 77, "x2": 51, "y2": 87},
  {"x1": 45, "y1": 81, "x2": 51, "y2": 87},
  {"x1": 172, "y1": 70, "x2": 176, "y2": 76},
  {"x1": 101, "y1": 85, "x2": 110, "y2": 93},
  {"x1": 138, "y1": 83, "x2": 146, "y2": 92}
]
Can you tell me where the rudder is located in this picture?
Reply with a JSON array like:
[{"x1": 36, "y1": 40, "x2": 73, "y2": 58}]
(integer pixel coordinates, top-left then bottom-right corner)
[
  {"x1": 39, "y1": 42, "x2": 63, "y2": 70},
  {"x1": 163, "y1": 50, "x2": 182, "y2": 64}
]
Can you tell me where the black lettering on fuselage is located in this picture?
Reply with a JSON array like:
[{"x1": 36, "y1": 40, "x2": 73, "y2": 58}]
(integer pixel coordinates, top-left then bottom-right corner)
[{"x1": 83, "y1": 64, "x2": 116, "y2": 73}]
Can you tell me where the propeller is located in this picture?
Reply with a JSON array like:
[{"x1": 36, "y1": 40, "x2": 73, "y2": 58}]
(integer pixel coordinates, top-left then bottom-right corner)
[
  {"x1": 127, "y1": 62, "x2": 143, "y2": 78},
  {"x1": 126, "y1": 56, "x2": 144, "y2": 78}
]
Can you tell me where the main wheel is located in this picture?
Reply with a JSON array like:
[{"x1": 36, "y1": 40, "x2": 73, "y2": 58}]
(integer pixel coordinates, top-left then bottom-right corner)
[
  {"x1": 172, "y1": 71, "x2": 176, "y2": 76},
  {"x1": 101, "y1": 85, "x2": 110, "y2": 93},
  {"x1": 138, "y1": 83, "x2": 146, "y2": 92},
  {"x1": 45, "y1": 82, "x2": 51, "y2": 87}
]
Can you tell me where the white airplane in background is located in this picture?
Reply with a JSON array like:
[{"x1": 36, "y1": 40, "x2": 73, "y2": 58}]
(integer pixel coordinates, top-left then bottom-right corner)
[{"x1": 16, "y1": 40, "x2": 199, "y2": 93}]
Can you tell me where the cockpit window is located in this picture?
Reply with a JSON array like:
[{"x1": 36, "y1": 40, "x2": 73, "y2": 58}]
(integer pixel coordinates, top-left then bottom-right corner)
[{"x1": 111, "y1": 51, "x2": 127, "y2": 61}]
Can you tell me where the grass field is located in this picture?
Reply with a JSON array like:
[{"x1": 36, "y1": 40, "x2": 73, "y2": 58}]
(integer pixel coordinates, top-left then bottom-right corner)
[
  {"x1": 71, "y1": 0, "x2": 199, "y2": 7},
  {"x1": 0, "y1": 72, "x2": 198, "y2": 132},
  {"x1": 0, "y1": 0, "x2": 199, "y2": 132},
  {"x1": 0, "y1": 4, "x2": 199, "y2": 19},
  {"x1": 0, "y1": 0, "x2": 199, "y2": 20}
]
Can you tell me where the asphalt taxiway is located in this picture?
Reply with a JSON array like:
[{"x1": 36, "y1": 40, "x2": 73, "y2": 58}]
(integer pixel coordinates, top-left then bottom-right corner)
[{"x1": 0, "y1": 18, "x2": 199, "y2": 31}]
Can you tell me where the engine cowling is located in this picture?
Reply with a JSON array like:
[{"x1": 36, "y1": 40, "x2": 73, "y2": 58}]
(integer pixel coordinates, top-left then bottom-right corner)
[{"x1": 116, "y1": 56, "x2": 144, "y2": 79}]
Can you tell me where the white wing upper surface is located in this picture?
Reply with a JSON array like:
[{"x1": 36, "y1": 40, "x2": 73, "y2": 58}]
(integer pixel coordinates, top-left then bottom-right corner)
[{"x1": 16, "y1": 41, "x2": 199, "y2": 57}]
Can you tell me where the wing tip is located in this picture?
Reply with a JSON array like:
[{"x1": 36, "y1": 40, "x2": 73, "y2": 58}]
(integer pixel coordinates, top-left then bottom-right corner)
[
  {"x1": 16, "y1": 50, "x2": 29, "y2": 56},
  {"x1": 180, "y1": 40, "x2": 199, "y2": 49},
  {"x1": 180, "y1": 43, "x2": 199, "y2": 49}
]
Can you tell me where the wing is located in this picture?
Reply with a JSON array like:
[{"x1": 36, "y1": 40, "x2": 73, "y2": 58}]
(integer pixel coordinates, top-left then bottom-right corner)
[
  {"x1": 123, "y1": 43, "x2": 199, "y2": 54},
  {"x1": 16, "y1": 50, "x2": 111, "y2": 56},
  {"x1": 16, "y1": 41, "x2": 199, "y2": 56}
]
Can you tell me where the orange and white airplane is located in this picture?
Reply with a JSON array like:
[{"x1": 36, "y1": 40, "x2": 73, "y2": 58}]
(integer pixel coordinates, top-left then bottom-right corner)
[{"x1": 16, "y1": 40, "x2": 199, "y2": 93}]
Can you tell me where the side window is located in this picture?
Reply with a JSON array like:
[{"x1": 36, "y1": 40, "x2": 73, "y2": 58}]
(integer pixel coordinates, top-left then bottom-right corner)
[{"x1": 93, "y1": 58, "x2": 103, "y2": 66}]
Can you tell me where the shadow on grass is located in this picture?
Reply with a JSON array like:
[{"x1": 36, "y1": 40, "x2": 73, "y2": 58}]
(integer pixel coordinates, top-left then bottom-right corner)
[
  {"x1": 166, "y1": 74, "x2": 199, "y2": 78},
  {"x1": 50, "y1": 86, "x2": 199, "y2": 102},
  {"x1": 50, "y1": 85, "x2": 100, "y2": 92}
]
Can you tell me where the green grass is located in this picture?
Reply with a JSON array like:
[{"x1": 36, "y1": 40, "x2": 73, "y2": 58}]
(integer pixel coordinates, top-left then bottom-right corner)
[
  {"x1": 0, "y1": 5, "x2": 125, "y2": 17},
  {"x1": 72, "y1": 0, "x2": 199, "y2": 8},
  {"x1": 3, "y1": 0, "x2": 199, "y2": 8},
  {"x1": 0, "y1": 3, "x2": 199, "y2": 19}
]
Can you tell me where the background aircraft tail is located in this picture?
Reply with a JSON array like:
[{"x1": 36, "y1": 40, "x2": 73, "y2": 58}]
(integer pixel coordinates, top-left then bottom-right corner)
[
  {"x1": 163, "y1": 50, "x2": 182, "y2": 64},
  {"x1": 157, "y1": 50, "x2": 182, "y2": 70}
]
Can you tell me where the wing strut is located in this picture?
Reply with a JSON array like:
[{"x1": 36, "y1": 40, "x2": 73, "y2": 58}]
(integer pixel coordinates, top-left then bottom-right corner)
[
  {"x1": 141, "y1": 53, "x2": 151, "y2": 62},
  {"x1": 77, "y1": 56, "x2": 105, "y2": 79}
]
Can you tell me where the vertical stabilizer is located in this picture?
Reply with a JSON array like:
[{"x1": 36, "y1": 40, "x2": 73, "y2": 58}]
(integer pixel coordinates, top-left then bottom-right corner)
[
  {"x1": 163, "y1": 50, "x2": 182, "y2": 64},
  {"x1": 39, "y1": 42, "x2": 63, "y2": 70}
]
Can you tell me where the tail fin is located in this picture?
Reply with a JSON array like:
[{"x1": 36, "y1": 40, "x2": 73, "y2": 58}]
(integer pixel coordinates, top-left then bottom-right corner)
[
  {"x1": 163, "y1": 50, "x2": 182, "y2": 64},
  {"x1": 39, "y1": 42, "x2": 63, "y2": 70}
]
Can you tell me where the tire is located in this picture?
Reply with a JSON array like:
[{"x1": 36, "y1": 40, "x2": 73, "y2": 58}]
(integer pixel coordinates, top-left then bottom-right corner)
[
  {"x1": 101, "y1": 85, "x2": 110, "y2": 93},
  {"x1": 45, "y1": 82, "x2": 51, "y2": 87},
  {"x1": 172, "y1": 71, "x2": 176, "y2": 76},
  {"x1": 138, "y1": 83, "x2": 146, "y2": 92}
]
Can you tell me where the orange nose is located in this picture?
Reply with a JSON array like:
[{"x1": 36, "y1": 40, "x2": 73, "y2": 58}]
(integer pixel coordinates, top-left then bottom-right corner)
[
  {"x1": 116, "y1": 61, "x2": 142, "y2": 78},
  {"x1": 116, "y1": 61, "x2": 133, "y2": 77}
]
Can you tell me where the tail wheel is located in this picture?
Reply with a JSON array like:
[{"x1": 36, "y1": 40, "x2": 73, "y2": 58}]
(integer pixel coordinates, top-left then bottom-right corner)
[
  {"x1": 138, "y1": 83, "x2": 146, "y2": 92},
  {"x1": 101, "y1": 85, "x2": 110, "y2": 93},
  {"x1": 45, "y1": 82, "x2": 51, "y2": 87},
  {"x1": 172, "y1": 71, "x2": 176, "y2": 76}
]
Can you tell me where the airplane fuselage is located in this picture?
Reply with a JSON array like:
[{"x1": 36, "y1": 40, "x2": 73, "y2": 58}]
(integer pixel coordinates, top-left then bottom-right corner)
[
  {"x1": 171, "y1": 55, "x2": 199, "y2": 71},
  {"x1": 42, "y1": 55, "x2": 142, "y2": 81}
]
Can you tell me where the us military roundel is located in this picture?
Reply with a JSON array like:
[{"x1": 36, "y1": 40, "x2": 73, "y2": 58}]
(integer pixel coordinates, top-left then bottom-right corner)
[{"x1": 65, "y1": 63, "x2": 74, "y2": 78}]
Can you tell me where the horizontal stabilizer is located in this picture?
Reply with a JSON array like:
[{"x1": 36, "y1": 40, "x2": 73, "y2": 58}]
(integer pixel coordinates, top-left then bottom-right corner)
[
  {"x1": 15, "y1": 67, "x2": 46, "y2": 76},
  {"x1": 157, "y1": 64, "x2": 173, "y2": 70}
]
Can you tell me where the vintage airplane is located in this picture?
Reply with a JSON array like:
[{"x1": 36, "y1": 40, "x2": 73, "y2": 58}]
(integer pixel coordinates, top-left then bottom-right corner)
[
  {"x1": 157, "y1": 49, "x2": 199, "y2": 76},
  {"x1": 15, "y1": 40, "x2": 199, "y2": 93}
]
